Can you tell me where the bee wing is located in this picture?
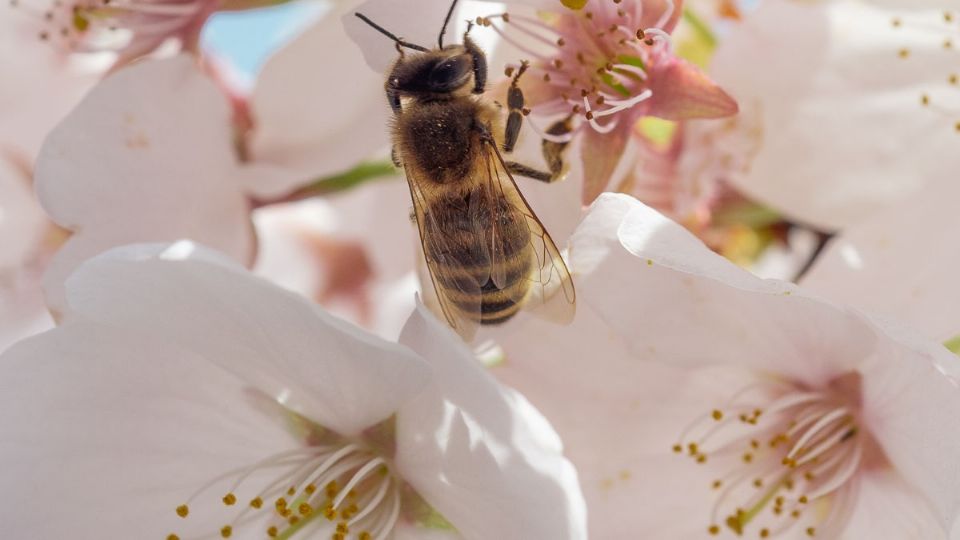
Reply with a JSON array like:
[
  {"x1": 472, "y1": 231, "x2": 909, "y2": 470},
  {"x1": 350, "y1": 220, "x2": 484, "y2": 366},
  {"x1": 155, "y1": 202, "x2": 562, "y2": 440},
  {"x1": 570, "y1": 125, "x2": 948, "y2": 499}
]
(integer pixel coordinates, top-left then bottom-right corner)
[
  {"x1": 405, "y1": 167, "x2": 481, "y2": 340},
  {"x1": 480, "y1": 138, "x2": 576, "y2": 324}
]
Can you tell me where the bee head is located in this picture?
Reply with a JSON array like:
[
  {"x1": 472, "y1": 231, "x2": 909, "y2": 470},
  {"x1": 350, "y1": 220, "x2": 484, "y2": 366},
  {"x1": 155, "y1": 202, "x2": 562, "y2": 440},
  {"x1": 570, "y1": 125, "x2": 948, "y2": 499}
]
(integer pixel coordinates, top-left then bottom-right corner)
[{"x1": 391, "y1": 50, "x2": 474, "y2": 96}]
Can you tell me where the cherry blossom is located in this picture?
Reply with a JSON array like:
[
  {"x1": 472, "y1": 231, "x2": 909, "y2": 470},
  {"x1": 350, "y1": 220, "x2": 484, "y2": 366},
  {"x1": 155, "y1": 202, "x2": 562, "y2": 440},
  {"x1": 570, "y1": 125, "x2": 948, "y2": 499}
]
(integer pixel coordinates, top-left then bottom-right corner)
[
  {"x1": 477, "y1": 0, "x2": 737, "y2": 202},
  {"x1": 493, "y1": 194, "x2": 960, "y2": 538},
  {"x1": 0, "y1": 241, "x2": 587, "y2": 539},
  {"x1": 709, "y1": 0, "x2": 960, "y2": 230}
]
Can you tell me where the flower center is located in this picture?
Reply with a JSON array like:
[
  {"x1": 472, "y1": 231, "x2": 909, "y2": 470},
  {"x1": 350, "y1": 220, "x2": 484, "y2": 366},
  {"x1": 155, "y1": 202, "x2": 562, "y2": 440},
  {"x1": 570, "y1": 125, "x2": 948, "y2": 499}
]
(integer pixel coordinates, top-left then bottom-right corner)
[
  {"x1": 674, "y1": 379, "x2": 865, "y2": 538},
  {"x1": 8, "y1": 0, "x2": 208, "y2": 59},
  {"x1": 168, "y1": 442, "x2": 402, "y2": 540},
  {"x1": 477, "y1": 0, "x2": 673, "y2": 137}
]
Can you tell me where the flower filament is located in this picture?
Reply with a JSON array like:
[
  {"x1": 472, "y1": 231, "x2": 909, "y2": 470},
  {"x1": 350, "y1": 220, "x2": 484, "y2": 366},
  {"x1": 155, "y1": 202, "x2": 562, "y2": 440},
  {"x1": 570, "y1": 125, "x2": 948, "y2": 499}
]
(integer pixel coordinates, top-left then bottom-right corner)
[
  {"x1": 477, "y1": 0, "x2": 672, "y2": 136},
  {"x1": 674, "y1": 380, "x2": 864, "y2": 538},
  {"x1": 169, "y1": 443, "x2": 401, "y2": 540}
]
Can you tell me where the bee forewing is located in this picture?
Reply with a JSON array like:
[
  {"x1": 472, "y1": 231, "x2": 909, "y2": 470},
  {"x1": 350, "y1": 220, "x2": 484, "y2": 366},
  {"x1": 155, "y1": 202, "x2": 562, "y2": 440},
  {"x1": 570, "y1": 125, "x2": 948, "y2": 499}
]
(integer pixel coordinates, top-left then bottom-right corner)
[{"x1": 483, "y1": 142, "x2": 577, "y2": 324}]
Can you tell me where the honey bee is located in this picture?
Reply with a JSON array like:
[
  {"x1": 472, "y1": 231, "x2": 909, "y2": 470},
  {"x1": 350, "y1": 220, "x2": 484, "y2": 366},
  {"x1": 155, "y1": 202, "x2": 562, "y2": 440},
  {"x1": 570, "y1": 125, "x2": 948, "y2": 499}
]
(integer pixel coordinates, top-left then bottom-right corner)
[{"x1": 356, "y1": 0, "x2": 576, "y2": 337}]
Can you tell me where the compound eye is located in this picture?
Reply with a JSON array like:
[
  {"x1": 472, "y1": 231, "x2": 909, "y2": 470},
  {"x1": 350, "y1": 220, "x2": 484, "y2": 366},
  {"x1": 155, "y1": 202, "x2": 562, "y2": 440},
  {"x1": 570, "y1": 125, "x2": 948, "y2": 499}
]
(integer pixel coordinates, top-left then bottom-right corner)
[{"x1": 428, "y1": 56, "x2": 469, "y2": 90}]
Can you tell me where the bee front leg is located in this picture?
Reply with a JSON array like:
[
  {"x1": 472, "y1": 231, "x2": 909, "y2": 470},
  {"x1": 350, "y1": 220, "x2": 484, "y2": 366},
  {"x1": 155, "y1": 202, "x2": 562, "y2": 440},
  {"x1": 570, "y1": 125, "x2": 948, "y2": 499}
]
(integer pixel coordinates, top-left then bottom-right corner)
[
  {"x1": 391, "y1": 146, "x2": 402, "y2": 168},
  {"x1": 463, "y1": 27, "x2": 487, "y2": 95},
  {"x1": 503, "y1": 61, "x2": 530, "y2": 153}
]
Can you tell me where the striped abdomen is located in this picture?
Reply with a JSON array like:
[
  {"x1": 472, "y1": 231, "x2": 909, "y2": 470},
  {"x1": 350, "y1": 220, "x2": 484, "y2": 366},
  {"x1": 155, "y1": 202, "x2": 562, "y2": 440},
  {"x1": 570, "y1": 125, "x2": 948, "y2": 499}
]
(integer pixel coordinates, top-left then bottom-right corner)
[{"x1": 427, "y1": 196, "x2": 532, "y2": 325}]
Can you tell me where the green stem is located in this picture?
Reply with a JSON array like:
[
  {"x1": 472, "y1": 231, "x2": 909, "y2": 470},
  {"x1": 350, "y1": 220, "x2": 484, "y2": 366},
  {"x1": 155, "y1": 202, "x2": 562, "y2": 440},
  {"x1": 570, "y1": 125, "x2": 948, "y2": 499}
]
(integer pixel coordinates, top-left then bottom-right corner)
[
  {"x1": 257, "y1": 160, "x2": 398, "y2": 207},
  {"x1": 945, "y1": 335, "x2": 960, "y2": 355},
  {"x1": 682, "y1": 7, "x2": 718, "y2": 49}
]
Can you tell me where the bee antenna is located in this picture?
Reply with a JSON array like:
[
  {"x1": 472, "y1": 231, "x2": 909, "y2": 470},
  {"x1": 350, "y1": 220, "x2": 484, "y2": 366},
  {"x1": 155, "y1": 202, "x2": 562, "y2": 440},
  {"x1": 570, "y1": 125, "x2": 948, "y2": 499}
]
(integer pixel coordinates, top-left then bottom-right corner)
[
  {"x1": 355, "y1": 12, "x2": 429, "y2": 52},
  {"x1": 437, "y1": 0, "x2": 460, "y2": 48}
]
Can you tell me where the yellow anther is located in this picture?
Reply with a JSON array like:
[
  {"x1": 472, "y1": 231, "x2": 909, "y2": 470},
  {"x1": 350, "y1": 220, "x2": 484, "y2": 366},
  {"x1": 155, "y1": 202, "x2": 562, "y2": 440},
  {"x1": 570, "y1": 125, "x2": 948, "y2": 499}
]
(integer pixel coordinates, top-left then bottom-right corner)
[
  {"x1": 688, "y1": 443, "x2": 699, "y2": 455},
  {"x1": 672, "y1": 444, "x2": 683, "y2": 453},
  {"x1": 325, "y1": 481, "x2": 340, "y2": 498},
  {"x1": 760, "y1": 528, "x2": 770, "y2": 537},
  {"x1": 332, "y1": 534, "x2": 346, "y2": 540},
  {"x1": 324, "y1": 505, "x2": 338, "y2": 520},
  {"x1": 742, "y1": 453, "x2": 753, "y2": 463},
  {"x1": 167, "y1": 535, "x2": 180, "y2": 540},
  {"x1": 898, "y1": 48, "x2": 910, "y2": 59},
  {"x1": 921, "y1": 94, "x2": 930, "y2": 106},
  {"x1": 359, "y1": 533, "x2": 373, "y2": 540},
  {"x1": 250, "y1": 497, "x2": 263, "y2": 509},
  {"x1": 799, "y1": 495, "x2": 809, "y2": 504},
  {"x1": 336, "y1": 522, "x2": 349, "y2": 534},
  {"x1": 708, "y1": 525, "x2": 720, "y2": 535},
  {"x1": 753, "y1": 478, "x2": 763, "y2": 488},
  {"x1": 891, "y1": 17, "x2": 901, "y2": 27},
  {"x1": 712, "y1": 480, "x2": 722, "y2": 490},
  {"x1": 267, "y1": 526, "x2": 278, "y2": 538},
  {"x1": 806, "y1": 527, "x2": 816, "y2": 536},
  {"x1": 712, "y1": 410, "x2": 723, "y2": 421},
  {"x1": 175, "y1": 505, "x2": 189, "y2": 518},
  {"x1": 791, "y1": 510, "x2": 801, "y2": 518},
  {"x1": 304, "y1": 483, "x2": 317, "y2": 495},
  {"x1": 222, "y1": 493, "x2": 237, "y2": 506},
  {"x1": 299, "y1": 502, "x2": 313, "y2": 516},
  {"x1": 289, "y1": 515, "x2": 300, "y2": 526},
  {"x1": 220, "y1": 525, "x2": 232, "y2": 538},
  {"x1": 286, "y1": 486, "x2": 296, "y2": 496}
]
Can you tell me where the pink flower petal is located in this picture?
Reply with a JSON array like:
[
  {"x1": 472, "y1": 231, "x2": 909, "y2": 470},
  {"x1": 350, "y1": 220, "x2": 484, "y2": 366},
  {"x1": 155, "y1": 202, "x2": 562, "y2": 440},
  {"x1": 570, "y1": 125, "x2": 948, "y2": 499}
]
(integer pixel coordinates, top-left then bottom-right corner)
[
  {"x1": 647, "y1": 58, "x2": 738, "y2": 120},
  {"x1": 580, "y1": 123, "x2": 632, "y2": 204},
  {"x1": 35, "y1": 56, "x2": 254, "y2": 314}
]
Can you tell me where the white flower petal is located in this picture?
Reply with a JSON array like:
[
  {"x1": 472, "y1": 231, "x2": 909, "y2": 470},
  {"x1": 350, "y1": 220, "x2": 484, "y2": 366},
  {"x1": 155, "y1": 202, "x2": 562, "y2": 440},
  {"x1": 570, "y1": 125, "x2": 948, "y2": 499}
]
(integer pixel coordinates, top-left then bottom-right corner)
[
  {"x1": 857, "y1": 317, "x2": 960, "y2": 534},
  {"x1": 802, "y1": 180, "x2": 960, "y2": 342},
  {"x1": 0, "y1": 153, "x2": 45, "y2": 269},
  {"x1": 0, "y1": 13, "x2": 99, "y2": 160},
  {"x1": 0, "y1": 322, "x2": 296, "y2": 539},
  {"x1": 711, "y1": 0, "x2": 957, "y2": 229},
  {"x1": 344, "y1": 0, "x2": 460, "y2": 72},
  {"x1": 492, "y1": 300, "x2": 741, "y2": 538},
  {"x1": 36, "y1": 56, "x2": 254, "y2": 314},
  {"x1": 843, "y1": 468, "x2": 945, "y2": 539},
  {"x1": 395, "y1": 304, "x2": 587, "y2": 540},
  {"x1": 571, "y1": 194, "x2": 874, "y2": 386},
  {"x1": 247, "y1": 3, "x2": 390, "y2": 197},
  {"x1": 64, "y1": 242, "x2": 431, "y2": 436}
]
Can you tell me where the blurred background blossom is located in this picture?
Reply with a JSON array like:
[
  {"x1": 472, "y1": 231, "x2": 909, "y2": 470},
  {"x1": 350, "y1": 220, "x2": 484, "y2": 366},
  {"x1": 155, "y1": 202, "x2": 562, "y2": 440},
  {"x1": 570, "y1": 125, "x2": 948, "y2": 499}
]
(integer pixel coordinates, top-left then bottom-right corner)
[{"x1": 2, "y1": 0, "x2": 960, "y2": 536}]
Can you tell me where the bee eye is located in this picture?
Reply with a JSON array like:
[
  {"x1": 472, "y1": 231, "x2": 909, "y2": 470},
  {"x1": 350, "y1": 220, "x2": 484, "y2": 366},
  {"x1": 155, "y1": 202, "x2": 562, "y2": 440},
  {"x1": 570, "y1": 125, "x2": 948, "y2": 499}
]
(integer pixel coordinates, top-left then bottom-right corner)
[{"x1": 428, "y1": 56, "x2": 470, "y2": 90}]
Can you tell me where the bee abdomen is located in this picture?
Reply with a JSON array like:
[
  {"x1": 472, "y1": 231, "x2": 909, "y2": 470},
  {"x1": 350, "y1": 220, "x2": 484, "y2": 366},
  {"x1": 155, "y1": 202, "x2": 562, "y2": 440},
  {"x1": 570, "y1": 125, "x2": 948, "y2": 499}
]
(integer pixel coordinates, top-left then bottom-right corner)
[{"x1": 428, "y1": 210, "x2": 533, "y2": 325}]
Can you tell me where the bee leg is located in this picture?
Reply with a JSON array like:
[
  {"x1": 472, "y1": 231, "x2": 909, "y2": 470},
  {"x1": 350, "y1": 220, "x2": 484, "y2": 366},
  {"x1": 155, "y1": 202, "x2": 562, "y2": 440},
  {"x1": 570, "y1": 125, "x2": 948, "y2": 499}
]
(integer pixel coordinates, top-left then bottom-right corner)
[
  {"x1": 385, "y1": 52, "x2": 406, "y2": 115},
  {"x1": 504, "y1": 117, "x2": 573, "y2": 183},
  {"x1": 539, "y1": 115, "x2": 573, "y2": 181},
  {"x1": 463, "y1": 31, "x2": 487, "y2": 95},
  {"x1": 503, "y1": 60, "x2": 530, "y2": 153},
  {"x1": 391, "y1": 146, "x2": 402, "y2": 168}
]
